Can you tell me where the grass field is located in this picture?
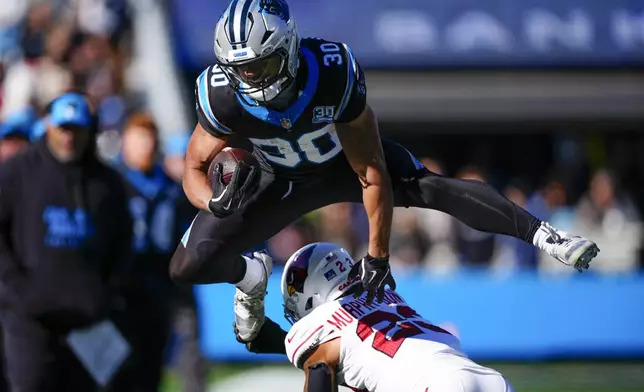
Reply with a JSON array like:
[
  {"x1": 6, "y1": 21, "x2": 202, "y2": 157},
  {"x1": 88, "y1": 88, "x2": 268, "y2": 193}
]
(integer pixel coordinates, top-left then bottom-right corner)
[{"x1": 160, "y1": 361, "x2": 644, "y2": 392}]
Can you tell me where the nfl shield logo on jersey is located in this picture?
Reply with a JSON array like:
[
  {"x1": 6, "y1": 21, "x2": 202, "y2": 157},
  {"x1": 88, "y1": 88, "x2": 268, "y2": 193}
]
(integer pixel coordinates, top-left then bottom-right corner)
[
  {"x1": 313, "y1": 106, "x2": 335, "y2": 124},
  {"x1": 280, "y1": 118, "x2": 292, "y2": 129}
]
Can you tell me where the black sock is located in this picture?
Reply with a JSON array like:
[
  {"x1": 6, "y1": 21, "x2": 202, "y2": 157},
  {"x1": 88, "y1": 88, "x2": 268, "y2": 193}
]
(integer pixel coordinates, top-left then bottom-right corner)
[{"x1": 230, "y1": 255, "x2": 247, "y2": 284}]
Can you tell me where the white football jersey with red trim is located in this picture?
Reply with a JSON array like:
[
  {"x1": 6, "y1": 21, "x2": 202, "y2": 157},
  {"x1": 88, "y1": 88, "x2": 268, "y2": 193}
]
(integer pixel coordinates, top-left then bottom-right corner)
[{"x1": 284, "y1": 290, "x2": 506, "y2": 392}]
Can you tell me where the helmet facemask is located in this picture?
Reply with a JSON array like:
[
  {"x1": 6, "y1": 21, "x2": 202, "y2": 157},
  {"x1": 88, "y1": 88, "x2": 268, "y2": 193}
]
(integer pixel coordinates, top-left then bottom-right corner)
[{"x1": 218, "y1": 48, "x2": 294, "y2": 103}]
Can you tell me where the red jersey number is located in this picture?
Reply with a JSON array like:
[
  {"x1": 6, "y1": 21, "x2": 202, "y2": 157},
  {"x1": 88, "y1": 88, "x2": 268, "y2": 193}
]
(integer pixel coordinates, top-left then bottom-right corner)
[{"x1": 356, "y1": 305, "x2": 451, "y2": 358}]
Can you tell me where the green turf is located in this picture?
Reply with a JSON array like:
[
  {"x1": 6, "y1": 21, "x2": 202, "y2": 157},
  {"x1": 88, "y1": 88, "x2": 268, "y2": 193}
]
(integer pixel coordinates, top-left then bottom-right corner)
[{"x1": 161, "y1": 362, "x2": 644, "y2": 392}]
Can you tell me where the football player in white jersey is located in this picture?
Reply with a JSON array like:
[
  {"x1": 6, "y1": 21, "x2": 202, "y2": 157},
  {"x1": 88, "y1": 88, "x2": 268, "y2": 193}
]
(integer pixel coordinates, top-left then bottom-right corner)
[{"x1": 236, "y1": 243, "x2": 514, "y2": 392}]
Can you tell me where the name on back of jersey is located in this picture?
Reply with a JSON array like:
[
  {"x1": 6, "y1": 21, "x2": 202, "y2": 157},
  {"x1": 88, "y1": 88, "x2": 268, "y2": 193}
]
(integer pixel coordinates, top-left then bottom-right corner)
[{"x1": 327, "y1": 290, "x2": 406, "y2": 331}]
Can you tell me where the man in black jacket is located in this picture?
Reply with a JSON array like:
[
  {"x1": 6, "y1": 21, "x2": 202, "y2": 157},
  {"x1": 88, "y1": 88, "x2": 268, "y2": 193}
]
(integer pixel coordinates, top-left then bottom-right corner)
[{"x1": 0, "y1": 92, "x2": 133, "y2": 392}]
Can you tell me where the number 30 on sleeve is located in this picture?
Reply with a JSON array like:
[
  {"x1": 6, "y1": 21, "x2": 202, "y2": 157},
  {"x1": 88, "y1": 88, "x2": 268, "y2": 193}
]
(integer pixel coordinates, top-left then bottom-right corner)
[{"x1": 320, "y1": 43, "x2": 343, "y2": 67}]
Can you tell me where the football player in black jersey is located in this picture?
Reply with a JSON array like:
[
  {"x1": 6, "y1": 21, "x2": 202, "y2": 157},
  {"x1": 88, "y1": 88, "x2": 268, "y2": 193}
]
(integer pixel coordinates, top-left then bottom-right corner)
[{"x1": 170, "y1": 0, "x2": 599, "y2": 344}]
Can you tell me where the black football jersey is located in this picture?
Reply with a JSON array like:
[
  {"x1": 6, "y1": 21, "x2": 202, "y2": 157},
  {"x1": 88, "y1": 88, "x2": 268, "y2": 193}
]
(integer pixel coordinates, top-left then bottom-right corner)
[{"x1": 195, "y1": 38, "x2": 367, "y2": 181}]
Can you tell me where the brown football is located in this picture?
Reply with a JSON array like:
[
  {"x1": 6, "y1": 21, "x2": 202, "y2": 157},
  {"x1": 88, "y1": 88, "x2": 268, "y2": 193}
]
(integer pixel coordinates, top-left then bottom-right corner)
[{"x1": 208, "y1": 147, "x2": 259, "y2": 185}]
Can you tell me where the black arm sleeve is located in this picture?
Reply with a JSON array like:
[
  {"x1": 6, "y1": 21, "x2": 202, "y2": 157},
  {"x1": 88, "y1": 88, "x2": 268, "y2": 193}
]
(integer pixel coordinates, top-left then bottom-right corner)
[
  {"x1": 241, "y1": 316, "x2": 288, "y2": 355},
  {"x1": 335, "y1": 46, "x2": 367, "y2": 124},
  {"x1": 306, "y1": 363, "x2": 338, "y2": 392}
]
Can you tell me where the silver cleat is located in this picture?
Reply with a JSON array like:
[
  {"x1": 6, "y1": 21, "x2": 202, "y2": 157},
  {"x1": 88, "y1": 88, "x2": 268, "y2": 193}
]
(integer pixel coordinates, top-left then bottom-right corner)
[{"x1": 234, "y1": 252, "x2": 273, "y2": 342}]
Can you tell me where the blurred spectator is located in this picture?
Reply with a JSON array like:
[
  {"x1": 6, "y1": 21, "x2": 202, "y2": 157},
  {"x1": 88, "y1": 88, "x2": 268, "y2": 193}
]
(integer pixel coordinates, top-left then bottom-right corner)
[
  {"x1": 30, "y1": 118, "x2": 46, "y2": 141},
  {"x1": 1, "y1": 4, "x2": 74, "y2": 118},
  {"x1": 526, "y1": 171, "x2": 569, "y2": 223},
  {"x1": 389, "y1": 208, "x2": 429, "y2": 273},
  {"x1": 1, "y1": 0, "x2": 134, "y2": 128},
  {"x1": 20, "y1": 1, "x2": 52, "y2": 59},
  {"x1": 0, "y1": 0, "x2": 28, "y2": 30},
  {"x1": 508, "y1": 171, "x2": 572, "y2": 270},
  {"x1": 452, "y1": 165, "x2": 497, "y2": 267},
  {"x1": 0, "y1": 93, "x2": 132, "y2": 391},
  {"x1": 163, "y1": 132, "x2": 190, "y2": 184},
  {"x1": 268, "y1": 219, "x2": 317, "y2": 265},
  {"x1": 318, "y1": 203, "x2": 361, "y2": 255},
  {"x1": 573, "y1": 169, "x2": 641, "y2": 273},
  {"x1": 108, "y1": 113, "x2": 180, "y2": 392},
  {"x1": 0, "y1": 108, "x2": 35, "y2": 162},
  {"x1": 162, "y1": 132, "x2": 207, "y2": 392}
]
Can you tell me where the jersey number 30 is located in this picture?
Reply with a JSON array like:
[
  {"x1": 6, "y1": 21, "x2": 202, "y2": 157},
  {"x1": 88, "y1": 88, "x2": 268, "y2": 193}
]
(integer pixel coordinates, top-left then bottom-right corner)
[
  {"x1": 249, "y1": 125, "x2": 342, "y2": 168},
  {"x1": 357, "y1": 306, "x2": 452, "y2": 358}
]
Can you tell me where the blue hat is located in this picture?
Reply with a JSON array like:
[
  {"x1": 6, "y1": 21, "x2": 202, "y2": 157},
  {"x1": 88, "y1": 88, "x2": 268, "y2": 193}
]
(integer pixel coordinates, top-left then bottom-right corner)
[
  {"x1": 48, "y1": 93, "x2": 92, "y2": 128},
  {"x1": 163, "y1": 132, "x2": 191, "y2": 157},
  {"x1": 0, "y1": 108, "x2": 37, "y2": 140},
  {"x1": 30, "y1": 119, "x2": 46, "y2": 141}
]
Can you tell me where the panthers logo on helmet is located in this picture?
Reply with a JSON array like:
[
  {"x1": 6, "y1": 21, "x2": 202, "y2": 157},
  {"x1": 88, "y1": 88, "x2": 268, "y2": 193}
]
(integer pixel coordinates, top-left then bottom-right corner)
[{"x1": 259, "y1": 0, "x2": 290, "y2": 22}]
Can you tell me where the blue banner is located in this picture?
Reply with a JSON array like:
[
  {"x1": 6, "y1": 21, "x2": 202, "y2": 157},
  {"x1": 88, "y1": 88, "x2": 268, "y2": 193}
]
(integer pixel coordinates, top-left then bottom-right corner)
[
  {"x1": 171, "y1": 0, "x2": 644, "y2": 69},
  {"x1": 195, "y1": 270, "x2": 644, "y2": 362}
]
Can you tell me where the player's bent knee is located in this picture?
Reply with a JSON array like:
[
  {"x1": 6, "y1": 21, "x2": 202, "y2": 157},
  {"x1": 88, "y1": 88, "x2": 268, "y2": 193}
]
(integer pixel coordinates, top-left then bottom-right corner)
[
  {"x1": 169, "y1": 244, "x2": 217, "y2": 284},
  {"x1": 169, "y1": 239, "x2": 233, "y2": 285},
  {"x1": 169, "y1": 245, "x2": 195, "y2": 284}
]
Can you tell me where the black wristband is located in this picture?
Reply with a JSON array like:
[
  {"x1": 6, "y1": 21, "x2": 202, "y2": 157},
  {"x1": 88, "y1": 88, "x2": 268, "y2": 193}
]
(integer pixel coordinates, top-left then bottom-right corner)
[{"x1": 366, "y1": 254, "x2": 389, "y2": 263}]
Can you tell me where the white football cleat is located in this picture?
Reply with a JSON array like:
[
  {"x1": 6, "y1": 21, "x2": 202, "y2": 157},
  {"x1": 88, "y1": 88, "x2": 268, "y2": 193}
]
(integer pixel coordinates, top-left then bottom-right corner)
[
  {"x1": 534, "y1": 222, "x2": 599, "y2": 272},
  {"x1": 234, "y1": 252, "x2": 273, "y2": 342}
]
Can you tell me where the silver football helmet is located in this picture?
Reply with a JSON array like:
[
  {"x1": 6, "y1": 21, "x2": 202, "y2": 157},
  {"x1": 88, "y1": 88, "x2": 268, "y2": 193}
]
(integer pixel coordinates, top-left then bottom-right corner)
[
  {"x1": 281, "y1": 243, "x2": 360, "y2": 324},
  {"x1": 214, "y1": 0, "x2": 299, "y2": 102}
]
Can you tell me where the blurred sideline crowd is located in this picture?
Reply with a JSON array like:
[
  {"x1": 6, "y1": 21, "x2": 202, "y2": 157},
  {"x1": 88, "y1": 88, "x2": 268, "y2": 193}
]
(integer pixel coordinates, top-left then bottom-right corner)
[
  {"x1": 0, "y1": 1, "x2": 208, "y2": 391},
  {"x1": 0, "y1": 0, "x2": 641, "y2": 391},
  {"x1": 271, "y1": 157, "x2": 641, "y2": 276}
]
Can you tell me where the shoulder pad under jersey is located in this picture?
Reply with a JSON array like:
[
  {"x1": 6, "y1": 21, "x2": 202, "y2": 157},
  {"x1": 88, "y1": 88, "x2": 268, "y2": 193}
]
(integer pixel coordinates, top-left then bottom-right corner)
[
  {"x1": 194, "y1": 65, "x2": 238, "y2": 138},
  {"x1": 300, "y1": 37, "x2": 364, "y2": 123}
]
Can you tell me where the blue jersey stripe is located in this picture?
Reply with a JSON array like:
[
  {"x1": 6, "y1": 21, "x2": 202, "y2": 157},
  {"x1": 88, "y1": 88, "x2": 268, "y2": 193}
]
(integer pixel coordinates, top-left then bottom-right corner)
[
  {"x1": 197, "y1": 69, "x2": 233, "y2": 135},
  {"x1": 335, "y1": 44, "x2": 358, "y2": 120},
  {"x1": 405, "y1": 147, "x2": 425, "y2": 170}
]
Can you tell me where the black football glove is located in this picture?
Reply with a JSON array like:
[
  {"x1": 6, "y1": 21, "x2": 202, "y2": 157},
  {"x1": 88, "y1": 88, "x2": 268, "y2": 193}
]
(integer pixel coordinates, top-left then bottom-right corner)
[
  {"x1": 233, "y1": 317, "x2": 288, "y2": 355},
  {"x1": 208, "y1": 161, "x2": 259, "y2": 218},
  {"x1": 348, "y1": 254, "x2": 396, "y2": 305}
]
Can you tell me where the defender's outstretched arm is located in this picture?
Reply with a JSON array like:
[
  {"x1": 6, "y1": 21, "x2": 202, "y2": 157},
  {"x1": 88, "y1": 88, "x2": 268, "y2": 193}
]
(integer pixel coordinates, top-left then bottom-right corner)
[{"x1": 337, "y1": 105, "x2": 392, "y2": 260}]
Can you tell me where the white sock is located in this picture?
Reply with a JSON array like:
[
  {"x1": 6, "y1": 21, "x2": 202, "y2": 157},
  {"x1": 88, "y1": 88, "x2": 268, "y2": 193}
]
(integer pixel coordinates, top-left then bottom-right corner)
[
  {"x1": 532, "y1": 222, "x2": 548, "y2": 248},
  {"x1": 236, "y1": 254, "x2": 264, "y2": 294},
  {"x1": 532, "y1": 221, "x2": 564, "y2": 249}
]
